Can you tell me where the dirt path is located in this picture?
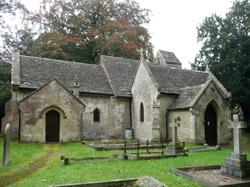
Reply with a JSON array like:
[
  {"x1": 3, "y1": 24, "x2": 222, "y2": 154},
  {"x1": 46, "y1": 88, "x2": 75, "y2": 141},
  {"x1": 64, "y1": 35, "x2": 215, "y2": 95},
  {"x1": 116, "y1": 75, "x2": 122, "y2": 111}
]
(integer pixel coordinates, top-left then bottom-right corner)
[{"x1": 0, "y1": 145, "x2": 59, "y2": 187}]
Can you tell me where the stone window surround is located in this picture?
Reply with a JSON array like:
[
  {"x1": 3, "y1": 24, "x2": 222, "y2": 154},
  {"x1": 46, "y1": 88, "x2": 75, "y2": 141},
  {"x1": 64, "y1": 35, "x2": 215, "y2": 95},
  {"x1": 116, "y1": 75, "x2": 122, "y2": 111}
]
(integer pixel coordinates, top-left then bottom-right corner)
[
  {"x1": 93, "y1": 108, "x2": 101, "y2": 123},
  {"x1": 140, "y1": 102, "x2": 144, "y2": 123}
]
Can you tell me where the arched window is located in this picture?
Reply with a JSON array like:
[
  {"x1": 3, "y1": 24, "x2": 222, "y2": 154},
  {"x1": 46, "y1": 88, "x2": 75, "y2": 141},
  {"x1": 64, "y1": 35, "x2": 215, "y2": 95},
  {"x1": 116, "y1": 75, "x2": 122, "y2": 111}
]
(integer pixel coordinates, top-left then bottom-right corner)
[
  {"x1": 140, "y1": 103, "x2": 144, "y2": 122},
  {"x1": 93, "y1": 108, "x2": 100, "y2": 122}
]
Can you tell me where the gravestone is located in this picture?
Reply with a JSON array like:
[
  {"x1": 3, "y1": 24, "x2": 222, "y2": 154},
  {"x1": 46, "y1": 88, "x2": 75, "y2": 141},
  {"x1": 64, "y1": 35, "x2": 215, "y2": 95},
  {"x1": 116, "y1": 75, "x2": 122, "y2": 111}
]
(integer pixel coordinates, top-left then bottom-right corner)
[
  {"x1": 221, "y1": 114, "x2": 250, "y2": 179},
  {"x1": 165, "y1": 117, "x2": 185, "y2": 155},
  {"x1": 2, "y1": 123, "x2": 11, "y2": 166}
]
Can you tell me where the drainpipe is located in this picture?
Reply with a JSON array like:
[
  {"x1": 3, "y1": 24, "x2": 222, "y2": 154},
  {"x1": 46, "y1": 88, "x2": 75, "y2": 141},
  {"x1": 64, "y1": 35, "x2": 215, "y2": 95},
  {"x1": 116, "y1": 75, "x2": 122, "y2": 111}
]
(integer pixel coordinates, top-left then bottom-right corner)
[
  {"x1": 165, "y1": 110, "x2": 169, "y2": 142},
  {"x1": 18, "y1": 108, "x2": 21, "y2": 142},
  {"x1": 129, "y1": 98, "x2": 132, "y2": 129},
  {"x1": 128, "y1": 98, "x2": 134, "y2": 138}
]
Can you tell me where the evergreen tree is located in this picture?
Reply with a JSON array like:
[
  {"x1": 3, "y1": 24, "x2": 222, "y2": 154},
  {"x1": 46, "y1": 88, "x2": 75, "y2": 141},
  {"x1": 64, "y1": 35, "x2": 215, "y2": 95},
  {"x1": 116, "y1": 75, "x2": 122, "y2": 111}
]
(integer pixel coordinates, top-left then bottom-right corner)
[{"x1": 192, "y1": 0, "x2": 250, "y2": 126}]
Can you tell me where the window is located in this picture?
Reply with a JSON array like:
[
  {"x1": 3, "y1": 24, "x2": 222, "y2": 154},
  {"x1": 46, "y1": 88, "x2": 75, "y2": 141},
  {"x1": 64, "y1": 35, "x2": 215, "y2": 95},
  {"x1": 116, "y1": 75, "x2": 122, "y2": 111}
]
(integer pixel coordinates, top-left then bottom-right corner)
[
  {"x1": 93, "y1": 108, "x2": 100, "y2": 122},
  {"x1": 140, "y1": 103, "x2": 144, "y2": 122}
]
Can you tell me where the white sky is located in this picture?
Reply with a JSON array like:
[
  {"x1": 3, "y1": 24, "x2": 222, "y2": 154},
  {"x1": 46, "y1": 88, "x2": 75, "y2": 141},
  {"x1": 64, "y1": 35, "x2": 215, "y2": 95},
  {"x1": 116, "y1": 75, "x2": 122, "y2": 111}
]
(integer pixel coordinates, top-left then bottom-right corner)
[{"x1": 20, "y1": 0, "x2": 233, "y2": 69}]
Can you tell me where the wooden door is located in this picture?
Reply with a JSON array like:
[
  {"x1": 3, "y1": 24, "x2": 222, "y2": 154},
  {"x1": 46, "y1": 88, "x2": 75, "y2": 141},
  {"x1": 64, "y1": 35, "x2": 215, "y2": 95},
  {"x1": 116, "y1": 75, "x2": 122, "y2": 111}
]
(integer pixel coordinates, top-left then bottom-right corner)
[
  {"x1": 205, "y1": 104, "x2": 217, "y2": 145},
  {"x1": 46, "y1": 110, "x2": 60, "y2": 143}
]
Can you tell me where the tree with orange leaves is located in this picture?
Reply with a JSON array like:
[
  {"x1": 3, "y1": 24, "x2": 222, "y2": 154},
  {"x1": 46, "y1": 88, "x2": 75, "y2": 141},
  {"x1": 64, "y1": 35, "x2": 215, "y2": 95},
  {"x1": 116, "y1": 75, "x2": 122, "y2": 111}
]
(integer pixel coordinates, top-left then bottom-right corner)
[{"x1": 31, "y1": 0, "x2": 154, "y2": 63}]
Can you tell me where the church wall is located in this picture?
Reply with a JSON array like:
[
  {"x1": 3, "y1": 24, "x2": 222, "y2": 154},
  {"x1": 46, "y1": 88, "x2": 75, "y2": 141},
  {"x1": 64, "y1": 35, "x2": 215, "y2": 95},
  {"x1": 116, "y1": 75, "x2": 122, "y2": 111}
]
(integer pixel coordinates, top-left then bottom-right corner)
[
  {"x1": 80, "y1": 95, "x2": 112, "y2": 139},
  {"x1": 167, "y1": 110, "x2": 193, "y2": 142},
  {"x1": 112, "y1": 98, "x2": 131, "y2": 137},
  {"x1": 193, "y1": 82, "x2": 231, "y2": 144},
  {"x1": 19, "y1": 80, "x2": 84, "y2": 143},
  {"x1": 80, "y1": 95, "x2": 130, "y2": 139},
  {"x1": 159, "y1": 94, "x2": 176, "y2": 141},
  {"x1": 131, "y1": 62, "x2": 159, "y2": 142},
  {"x1": 11, "y1": 88, "x2": 31, "y2": 102}
]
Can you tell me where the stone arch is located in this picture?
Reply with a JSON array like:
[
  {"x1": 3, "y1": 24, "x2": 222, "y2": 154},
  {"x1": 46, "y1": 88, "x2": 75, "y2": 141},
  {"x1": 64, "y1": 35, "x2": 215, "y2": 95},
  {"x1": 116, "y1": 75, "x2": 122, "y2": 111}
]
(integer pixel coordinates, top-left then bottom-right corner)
[
  {"x1": 39, "y1": 105, "x2": 67, "y2": 119},
  {"x1": 204, "y1": 100, "x2": 219, "y2": 145}
]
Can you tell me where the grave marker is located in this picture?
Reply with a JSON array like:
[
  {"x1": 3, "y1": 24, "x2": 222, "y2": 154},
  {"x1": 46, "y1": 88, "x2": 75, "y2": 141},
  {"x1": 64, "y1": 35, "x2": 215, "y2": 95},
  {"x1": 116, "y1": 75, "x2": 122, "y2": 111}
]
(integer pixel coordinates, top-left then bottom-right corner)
[
  {"x1": 2, "y1": 123, "x2": 11, "y2": 166},
  {"x1": 221, "y1": 114, "x2": 250, "y2": 179},
  {"x1": 169, "y1": 117, "x2": 181, "y2": 146},
  {"x1": 166, "y1": 117, "x2": 186, "y2": 155}
]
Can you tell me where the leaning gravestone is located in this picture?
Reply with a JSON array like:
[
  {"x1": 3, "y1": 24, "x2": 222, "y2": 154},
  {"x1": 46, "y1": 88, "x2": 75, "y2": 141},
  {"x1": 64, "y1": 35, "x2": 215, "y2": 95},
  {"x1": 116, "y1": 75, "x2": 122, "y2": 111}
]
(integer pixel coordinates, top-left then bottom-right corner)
[
  {"x1": 221, "y1": 114, "x2": 250, "y2": 179},
  {"x1": 2, "y1": 123, "x2": 11, "y2": 166}
]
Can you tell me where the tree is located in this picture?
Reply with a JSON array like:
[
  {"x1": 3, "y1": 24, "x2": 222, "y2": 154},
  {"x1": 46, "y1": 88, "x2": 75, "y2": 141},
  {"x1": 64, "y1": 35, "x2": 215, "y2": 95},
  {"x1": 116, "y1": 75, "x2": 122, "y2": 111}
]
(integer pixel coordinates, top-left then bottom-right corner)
[
  {"x1": 30, "y1": 0, "x2": 154, "y2": 63},
  {"x1": 192, "y1": 0, "x2": 250, "y2": 126},
  {"x1": 0, "y1": 0, "x2": 24, "y2": 27},
  {"x1": 1, "y1": 28, "x2": 40, "y2": 62},
  {"x1": 0, "y1": 0, "x2": 25, "y2": 129}
]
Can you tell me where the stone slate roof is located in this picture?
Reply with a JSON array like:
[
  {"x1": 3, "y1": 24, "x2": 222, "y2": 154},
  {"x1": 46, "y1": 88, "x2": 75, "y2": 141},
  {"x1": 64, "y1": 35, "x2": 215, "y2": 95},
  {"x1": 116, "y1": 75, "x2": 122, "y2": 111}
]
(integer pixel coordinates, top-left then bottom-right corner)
[
  {"x1": 168, "y1": 85, "x2": 204, "y2": 109},
  {"x1": 159, "y1": 50, "x2": 181, "y2": 65},
  {"x1": 18, "y1": 55, "x2": 210, "y2": 104},
  {"x1": 19, "y1": 56, "x2": 113, "y2": 95},
  {"x1": 101, "y1": 55, "x2": 139, "y2": 97},
  {"x1": 148, "y1": 64, "x2": 209, "y2": 94}
]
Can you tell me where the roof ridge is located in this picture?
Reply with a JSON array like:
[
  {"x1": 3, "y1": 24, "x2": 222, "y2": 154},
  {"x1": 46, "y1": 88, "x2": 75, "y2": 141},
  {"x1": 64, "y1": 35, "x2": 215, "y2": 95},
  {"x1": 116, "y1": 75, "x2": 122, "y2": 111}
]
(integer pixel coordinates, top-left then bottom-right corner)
[
  {"x1": 159, "y1": 49, "x2": 174, "y2": 53},
  {"x1": 20, "y1": 55, "x2": 99, "y2": 67},
  {"x1": 101, "y1": 55, "x2": 139, "y2": 63},
  {"x1": 148, "y1": 64, "x2": 208, "y2": 73},
  {"x1": 181, "y1": 84, "x2": 204, "y2": 89}
]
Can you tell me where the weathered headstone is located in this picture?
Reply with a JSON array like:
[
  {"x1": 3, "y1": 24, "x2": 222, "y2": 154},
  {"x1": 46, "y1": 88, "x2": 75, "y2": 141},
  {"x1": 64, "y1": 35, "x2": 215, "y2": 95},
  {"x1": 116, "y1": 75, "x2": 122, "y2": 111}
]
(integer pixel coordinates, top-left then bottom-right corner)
[
  {"x1": 2, "y1": 123, "x2": 11, "y2": 166},
  {"x1": 170, "y1": 117, "x2": 181, "y2": 145},
  {"x1": 165, "y1": 117, "x2": 184, "y2": 155},
  {"x1": 221, "y1": 114, "x2": 250, "y2": 179}
]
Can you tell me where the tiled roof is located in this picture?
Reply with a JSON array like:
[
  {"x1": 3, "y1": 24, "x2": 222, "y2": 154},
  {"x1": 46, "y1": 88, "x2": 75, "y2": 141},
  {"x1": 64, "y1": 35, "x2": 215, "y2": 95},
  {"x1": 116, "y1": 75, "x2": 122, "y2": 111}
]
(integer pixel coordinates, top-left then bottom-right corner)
[
  {"x1": 148, "y1": 64, "x2": 209, "y2": 94},
  {"x1": 19, "y1": 56, "x2": 113, "y2": 95},
  {"x1": 18, "y1": 55, "x2": 209, "y2": 103},
  {"x1": 168, "y1": 85, "x2": 204, "y2": 109},
  {"x1": 158, "y1": 50, "x2": 181, "y2": 64},
  {"x1": 101, "y1": 55, "x2": 139, "y2": 97}
]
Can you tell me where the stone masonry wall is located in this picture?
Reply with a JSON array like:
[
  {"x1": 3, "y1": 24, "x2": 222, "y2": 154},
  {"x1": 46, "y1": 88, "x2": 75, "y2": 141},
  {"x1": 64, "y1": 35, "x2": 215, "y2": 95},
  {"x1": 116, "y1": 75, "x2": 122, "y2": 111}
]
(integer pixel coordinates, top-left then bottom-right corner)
[
  {"x1": 112, "y1": 98, "x2": 131, "y2": 137},
  {"x1": 132, "y1": 61, "x2": 159, "y2": 142},
  {"x1": 159, "y1": 94, "x2": 176, "y2": 141},
  {"x1": 167, "y1": 110, "x2": 193, "y2": 142},
  {"x1": 80, "y1": 95, "x2": 111, "y2": 139},
  {"x1": 19, "y1": 80, "x2": 85, "y2": 143},
  {"x1": 194, "y1": 81, "x2": 232, "y2": 144},
  {"x1": 79, "y1": 95, "x2": 131, "y2": 140}
]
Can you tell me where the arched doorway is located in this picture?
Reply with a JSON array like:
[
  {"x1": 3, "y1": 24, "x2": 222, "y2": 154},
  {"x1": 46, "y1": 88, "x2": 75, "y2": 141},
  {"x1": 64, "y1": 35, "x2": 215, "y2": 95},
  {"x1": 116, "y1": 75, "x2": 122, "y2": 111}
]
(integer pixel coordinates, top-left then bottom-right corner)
[
  {"x1": 46, "y1": 110, "x2": 60, "y2": 142},
  {"x1": 204, "y1": 103, "x2": 217, "y2": 145}
]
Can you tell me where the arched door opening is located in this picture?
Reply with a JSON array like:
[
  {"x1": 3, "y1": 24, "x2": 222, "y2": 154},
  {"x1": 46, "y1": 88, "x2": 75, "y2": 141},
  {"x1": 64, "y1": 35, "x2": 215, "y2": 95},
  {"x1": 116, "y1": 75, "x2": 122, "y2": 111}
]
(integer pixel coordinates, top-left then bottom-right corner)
[
  {"x1": 46, "y1": 110, "x2": 60, "y2": 142},
  {"x1": 204, "y1": 103, "x2": 217, "y2": 145}
]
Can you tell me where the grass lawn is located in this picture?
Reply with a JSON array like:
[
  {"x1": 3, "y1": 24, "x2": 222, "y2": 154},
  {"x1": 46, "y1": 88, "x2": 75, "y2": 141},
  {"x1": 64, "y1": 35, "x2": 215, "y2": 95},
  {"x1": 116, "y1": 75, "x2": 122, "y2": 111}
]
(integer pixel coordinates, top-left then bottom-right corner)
[
  {"x1": 1, "y1": 137, "x2": 250, "y2": 187},
  {"x1": 0, "y1": 136, "x2": 44, "y2": 177}
]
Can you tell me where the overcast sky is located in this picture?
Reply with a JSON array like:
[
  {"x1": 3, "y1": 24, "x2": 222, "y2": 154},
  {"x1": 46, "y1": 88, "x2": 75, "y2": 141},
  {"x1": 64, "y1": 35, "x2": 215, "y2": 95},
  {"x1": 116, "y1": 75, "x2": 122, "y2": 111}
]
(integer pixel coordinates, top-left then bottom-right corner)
[{"x1": 21, "y1": 0, "x2": 234, "y2": 69}]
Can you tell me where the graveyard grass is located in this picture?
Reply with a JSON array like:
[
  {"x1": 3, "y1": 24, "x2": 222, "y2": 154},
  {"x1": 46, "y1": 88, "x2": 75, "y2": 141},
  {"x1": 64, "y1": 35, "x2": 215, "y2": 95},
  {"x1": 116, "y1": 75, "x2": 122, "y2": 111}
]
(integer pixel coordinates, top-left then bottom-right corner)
[{"x1": 0, "y1": 137, "x2": 250, "y2": 187}]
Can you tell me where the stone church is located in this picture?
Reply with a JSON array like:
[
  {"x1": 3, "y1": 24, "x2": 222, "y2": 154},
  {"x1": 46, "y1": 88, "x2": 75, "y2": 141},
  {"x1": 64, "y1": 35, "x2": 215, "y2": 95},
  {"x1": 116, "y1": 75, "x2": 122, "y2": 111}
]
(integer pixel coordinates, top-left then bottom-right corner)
[{"x1": 2, "y1": 50, "x2": 233, "y2": 145}]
